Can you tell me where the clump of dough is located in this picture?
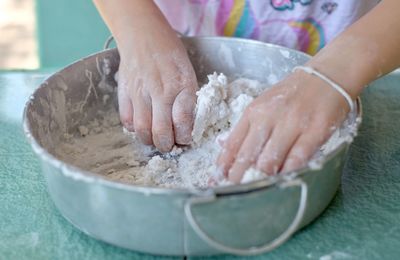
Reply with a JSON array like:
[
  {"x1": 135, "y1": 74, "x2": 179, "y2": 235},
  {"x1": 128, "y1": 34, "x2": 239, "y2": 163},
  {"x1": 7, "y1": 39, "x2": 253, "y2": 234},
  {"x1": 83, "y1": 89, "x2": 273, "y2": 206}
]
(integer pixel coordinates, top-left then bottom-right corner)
[{"x1": 55, "y1": 72, "x2": 356, "y2": 189}]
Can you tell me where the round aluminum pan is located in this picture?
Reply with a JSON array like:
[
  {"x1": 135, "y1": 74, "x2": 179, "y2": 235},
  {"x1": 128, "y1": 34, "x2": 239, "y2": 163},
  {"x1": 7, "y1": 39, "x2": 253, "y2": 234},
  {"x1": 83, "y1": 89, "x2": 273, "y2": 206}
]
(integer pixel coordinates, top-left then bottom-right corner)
[{"x1": 23, "y1": 37, "x2": 361, "y2": 256}]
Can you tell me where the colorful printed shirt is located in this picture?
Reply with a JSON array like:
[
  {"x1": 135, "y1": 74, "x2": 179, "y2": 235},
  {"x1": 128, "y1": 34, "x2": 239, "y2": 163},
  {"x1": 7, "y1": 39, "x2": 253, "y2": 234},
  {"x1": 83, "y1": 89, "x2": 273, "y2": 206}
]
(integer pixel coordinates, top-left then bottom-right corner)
[{"x1": 154, "y1": 0, "x2": 380, "y2": 55}]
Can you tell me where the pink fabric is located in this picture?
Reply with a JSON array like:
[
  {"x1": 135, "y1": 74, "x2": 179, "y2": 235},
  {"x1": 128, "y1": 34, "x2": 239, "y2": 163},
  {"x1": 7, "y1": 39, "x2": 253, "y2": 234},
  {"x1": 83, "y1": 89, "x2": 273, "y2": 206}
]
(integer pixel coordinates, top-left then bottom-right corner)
[{"x1": 154, "y1": 0, "x2": 379, "y2": 55}]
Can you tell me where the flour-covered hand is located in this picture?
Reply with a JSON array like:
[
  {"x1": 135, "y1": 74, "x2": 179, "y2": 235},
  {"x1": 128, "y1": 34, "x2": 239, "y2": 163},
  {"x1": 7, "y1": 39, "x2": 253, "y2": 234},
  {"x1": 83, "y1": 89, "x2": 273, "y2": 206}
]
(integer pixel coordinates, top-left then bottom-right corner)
[
  {"x1": 117, "y1": 19, "x2": 197, "y2": 152},
  {"x1": 217, "y1": 70, "x2": 351, "y2": 183}
]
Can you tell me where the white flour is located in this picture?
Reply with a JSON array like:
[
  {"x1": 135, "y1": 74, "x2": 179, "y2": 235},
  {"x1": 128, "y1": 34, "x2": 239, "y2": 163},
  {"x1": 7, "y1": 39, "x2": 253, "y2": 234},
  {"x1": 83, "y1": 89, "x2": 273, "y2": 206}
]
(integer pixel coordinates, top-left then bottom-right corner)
[{"x1": 55, "y1": 73, "x2": 357, "y2": 189}]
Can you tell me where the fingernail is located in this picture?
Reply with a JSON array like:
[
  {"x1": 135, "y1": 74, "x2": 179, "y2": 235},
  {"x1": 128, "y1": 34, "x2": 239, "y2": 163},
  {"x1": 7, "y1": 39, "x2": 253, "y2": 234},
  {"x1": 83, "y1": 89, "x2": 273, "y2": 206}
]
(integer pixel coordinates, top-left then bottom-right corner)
[
  {"x1": 124, "y1": 123, "x2": 134, "y2": 132},
  {"x1": 159, "y1": 137, "x2": 173, "y2": 152},
  {"x1": 175, "y1": 124, "x2": 192, "y2": 144}
]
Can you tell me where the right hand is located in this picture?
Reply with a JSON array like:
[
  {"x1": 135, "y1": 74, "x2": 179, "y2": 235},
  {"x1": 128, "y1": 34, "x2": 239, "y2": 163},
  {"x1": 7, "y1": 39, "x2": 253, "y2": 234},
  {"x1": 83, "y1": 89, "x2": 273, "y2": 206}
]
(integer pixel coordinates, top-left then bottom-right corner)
[
  {"x1": 217, "y1": 69, "x2": 351, "y2": 183},
  {"x1": 116, "y1": 17, "x2": 198, "y2": 152}
]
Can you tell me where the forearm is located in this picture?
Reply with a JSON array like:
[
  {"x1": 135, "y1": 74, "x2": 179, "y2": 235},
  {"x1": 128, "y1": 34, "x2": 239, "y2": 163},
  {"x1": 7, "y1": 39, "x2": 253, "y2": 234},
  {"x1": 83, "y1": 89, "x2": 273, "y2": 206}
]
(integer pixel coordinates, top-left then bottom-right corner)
[
  {"x1": 307, "y1": 0, "x2": 400, "y2": 98},
  {"x1": 93, "y1": 0, "x2": 173, "y2": 51}
]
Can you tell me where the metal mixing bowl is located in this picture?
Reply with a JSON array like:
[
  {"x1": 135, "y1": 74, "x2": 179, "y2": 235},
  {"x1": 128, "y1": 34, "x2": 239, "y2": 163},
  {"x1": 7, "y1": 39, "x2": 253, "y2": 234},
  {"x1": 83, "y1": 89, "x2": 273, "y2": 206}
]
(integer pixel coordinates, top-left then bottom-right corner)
[{"x1": 23, "y1": 37, "x2": 361, "y2": 256}]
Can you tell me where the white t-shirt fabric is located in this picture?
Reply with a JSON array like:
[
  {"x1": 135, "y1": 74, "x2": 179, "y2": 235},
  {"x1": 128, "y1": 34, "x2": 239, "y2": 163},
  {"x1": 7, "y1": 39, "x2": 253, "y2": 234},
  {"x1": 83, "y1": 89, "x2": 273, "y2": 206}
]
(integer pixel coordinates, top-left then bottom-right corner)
[{"x1": 155, "y1": 0, "x2": 380, "y2": 55}]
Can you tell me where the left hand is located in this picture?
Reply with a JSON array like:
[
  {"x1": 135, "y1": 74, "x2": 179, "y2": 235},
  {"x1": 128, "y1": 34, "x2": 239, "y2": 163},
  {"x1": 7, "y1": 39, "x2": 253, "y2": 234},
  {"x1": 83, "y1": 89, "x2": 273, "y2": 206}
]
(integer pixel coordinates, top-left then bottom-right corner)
[{"x1": 217, "y1": 69, "x2": 351, "y2": 183}]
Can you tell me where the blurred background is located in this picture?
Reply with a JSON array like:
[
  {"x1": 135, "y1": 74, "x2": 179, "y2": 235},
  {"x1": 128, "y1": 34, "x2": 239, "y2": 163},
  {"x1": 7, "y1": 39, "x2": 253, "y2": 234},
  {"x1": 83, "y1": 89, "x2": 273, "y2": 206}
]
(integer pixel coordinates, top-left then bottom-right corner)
[
  {"x1": 0, "y1": 0, "x2": 38, "y2": 69},
  {"x1": 0, "y1": 0, "x2": 110, "y2": 70}
]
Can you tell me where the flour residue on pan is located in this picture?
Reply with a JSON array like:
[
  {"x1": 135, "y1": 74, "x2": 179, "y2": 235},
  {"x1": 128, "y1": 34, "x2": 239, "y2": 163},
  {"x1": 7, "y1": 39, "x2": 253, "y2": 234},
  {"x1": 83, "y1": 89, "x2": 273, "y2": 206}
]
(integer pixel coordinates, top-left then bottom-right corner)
[{"x1": 54, "y1": 73, "x2": 357, "y2": 189}]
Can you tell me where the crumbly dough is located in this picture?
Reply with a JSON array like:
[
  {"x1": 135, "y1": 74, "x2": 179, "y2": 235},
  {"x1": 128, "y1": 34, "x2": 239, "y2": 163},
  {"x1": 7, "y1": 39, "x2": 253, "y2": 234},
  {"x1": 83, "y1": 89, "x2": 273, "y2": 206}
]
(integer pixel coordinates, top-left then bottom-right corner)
[{"x1": 55, "y1": 73, "x2": 356, "y2": 189}]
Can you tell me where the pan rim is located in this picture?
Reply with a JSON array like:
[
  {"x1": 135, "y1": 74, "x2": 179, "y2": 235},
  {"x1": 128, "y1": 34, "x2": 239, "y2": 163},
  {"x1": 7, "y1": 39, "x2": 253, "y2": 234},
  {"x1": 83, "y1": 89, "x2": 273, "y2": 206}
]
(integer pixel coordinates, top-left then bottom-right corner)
[{"x1": 22, "y1": 36, "x2": 362, "y2": 196}]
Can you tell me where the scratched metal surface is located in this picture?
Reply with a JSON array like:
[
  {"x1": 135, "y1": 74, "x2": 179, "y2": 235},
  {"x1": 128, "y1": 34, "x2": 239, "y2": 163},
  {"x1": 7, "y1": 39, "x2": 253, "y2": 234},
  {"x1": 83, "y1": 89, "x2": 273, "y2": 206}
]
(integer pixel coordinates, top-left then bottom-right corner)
[{"x1": 1, "y1": 71, "x2": 399, "y2": 259}]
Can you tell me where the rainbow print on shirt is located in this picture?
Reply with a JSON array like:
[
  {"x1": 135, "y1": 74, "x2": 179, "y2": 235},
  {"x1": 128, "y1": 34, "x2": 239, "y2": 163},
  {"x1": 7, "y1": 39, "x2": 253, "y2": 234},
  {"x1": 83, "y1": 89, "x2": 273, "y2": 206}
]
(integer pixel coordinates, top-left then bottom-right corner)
[
  {"x1": 214, "y1": 0, "x2": 326, "y2": 55},
  {"x1": 216, "y1": 0, "x2": 260, "y2": 39},
  {"x1": 289, "y1": 17, "x2": 325, "y2": 55},
  {"x1": 271, "y1": 0, "x2": 313, "y2": 11}
]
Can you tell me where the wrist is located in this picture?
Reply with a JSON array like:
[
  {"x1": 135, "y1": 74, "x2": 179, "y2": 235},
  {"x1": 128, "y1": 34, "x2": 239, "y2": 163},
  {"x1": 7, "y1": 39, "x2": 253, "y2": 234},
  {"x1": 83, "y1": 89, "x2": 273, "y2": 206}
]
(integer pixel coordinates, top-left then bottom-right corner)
[
  {"x1": 292, "y1": 66, "x2": 355, "y2": 112},
  {"x1": 304, "y1": 59, "x2": 364, "y2": 100},
  {"x1": 114, "y1": 13, "x2": 171, "y2": 46},
  {"x1": 115, "y1": 18, "x2": 173, "y2": 53},
  {"x1": 95, "y1": 0, "x2": 174, "y2": 53},
  {"x1": 305, "y1": 34, "x2": 382, "y2": 100}
]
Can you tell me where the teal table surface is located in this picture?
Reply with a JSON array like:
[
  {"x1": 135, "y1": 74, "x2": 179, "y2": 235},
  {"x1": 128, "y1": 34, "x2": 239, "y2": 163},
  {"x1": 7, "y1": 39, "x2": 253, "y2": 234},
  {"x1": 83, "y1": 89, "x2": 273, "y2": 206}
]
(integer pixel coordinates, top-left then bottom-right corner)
[{"x1": 1, "y1": 71, "x2": 400, "y2": 260}]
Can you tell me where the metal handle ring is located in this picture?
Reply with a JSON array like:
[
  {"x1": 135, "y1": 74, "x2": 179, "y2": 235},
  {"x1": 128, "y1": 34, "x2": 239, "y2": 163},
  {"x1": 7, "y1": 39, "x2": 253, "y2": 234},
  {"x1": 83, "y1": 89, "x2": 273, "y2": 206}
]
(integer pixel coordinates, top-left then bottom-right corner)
[
  {"x1": 104, "y1": 35, "x2": 115, "y2": 50},
  {"x1": 184, "y1": 178, "x2": 308, "y2": 256}
]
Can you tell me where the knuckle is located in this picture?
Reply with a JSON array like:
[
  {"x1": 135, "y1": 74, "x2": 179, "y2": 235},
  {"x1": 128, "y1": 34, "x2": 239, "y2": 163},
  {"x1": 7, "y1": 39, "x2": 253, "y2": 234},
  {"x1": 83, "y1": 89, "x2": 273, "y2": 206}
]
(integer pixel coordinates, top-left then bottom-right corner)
[
  {"x1": 117, "y1": 80, "x2": 128, "y2": 92},
  {"x1": 286, "y1": 156, "x2": 304, "y2": 168},
  {"x1": 135, "y1": 127, "x2": 150, "y2": 138},
  {"x1": 134, "y1": 118, "x2": 150, "y2": 131},
  {"x1": 217, "y1": 151, "x2": 229, "y2": 165},
  {"x1": 146, "y1": 79, "x2": 165, "y2": 97},
  {"x1": 309, "y1": 123, "x2": 332, "y2": 143},
  {"x1": 223, "y1": 138, "x2": 240, "y2": 150},
  {"x1": 245, "y1": 103, "x2": 268, "y2": 122},
  {"x1": 236, "y1": 150, "x2": 256, "y2": 164},
  {"x1": 174, "y1": 123, "x2": 192, "y2": 137},
  {"x1": 155, "y1": 91, "x2": 176, "y2": 105},
  {"x1": 174, "y1": 110, "x2": 194, "y2": 124},
  {"x1": 169, "y1": 73, "x2": 185, "y2": 90},
  {"x1": 131, "y1": 83, "x2": 146, "y2": 98},
  {"x1": 290, "y1": 146, "x2": 308, "y2": 161},
  {"x1": 134, "y1": 118, "x2": 151, "y2": 132},
  {"x1": 170, "y1": 87, "x2": 184, "y2": 97},
  {"x1": 153, "y1": 125, "x2": 172, "y2": 137},
  {"x1": 176, "y1": 88, "x2": 196, "y2": 103},
  {"x1": 244, "y1": 103, "x2": 257, "y2": 116},
  {"x1": 180, "y1": 95, "x2": 196, "y2": 111},
  {"x1": 117, "y1": 71, "x2": 130, "y2": 88},
  {"x1": 135, "y1": 124, "x2": 150, "y2": 134},
  {"x1": 312, "y1": 114, "x2": 332, "y2": 130},
  {"x1": 152, "y1": 83, "x2": 164, "y2": 95}
]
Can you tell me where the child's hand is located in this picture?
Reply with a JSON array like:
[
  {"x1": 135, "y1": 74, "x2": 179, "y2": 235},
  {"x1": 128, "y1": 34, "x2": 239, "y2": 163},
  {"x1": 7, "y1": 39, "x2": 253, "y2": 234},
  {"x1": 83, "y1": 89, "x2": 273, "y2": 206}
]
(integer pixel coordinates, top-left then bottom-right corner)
[
  {"x1": 117, "y1": 19, "x2": 198, "y2": 152},
  {"x1": 217, "y1": 70, "x2": 351, "y2": 183}
]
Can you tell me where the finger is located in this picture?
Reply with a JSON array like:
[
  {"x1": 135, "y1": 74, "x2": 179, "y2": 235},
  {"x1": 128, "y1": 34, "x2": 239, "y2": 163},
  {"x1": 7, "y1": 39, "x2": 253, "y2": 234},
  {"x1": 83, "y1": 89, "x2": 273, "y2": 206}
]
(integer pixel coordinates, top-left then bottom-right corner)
[
  {"x1": 152, "y1": 97, "x2": 174, "y2": 152},
  {"x1": 172, "y1": 88, "x2": 196, "y2": 145},
  {"x1": 216, "y1": 117, "x2": 249, "y2": 176},
  {"x1": 132, "y1": 84, "x2": 153, "y2": 145},
  {"x1": 118, "y1": 81, "x2": 134, "y2": 131},
  {"x1": 256, "y1": 124, "x2": 300, "y2": 175},
  {"x1": 281, "y1": 127, "x2": 332, "y2": 173},
  {"x1": 228, "y1": 125, "x2": 272, "y2": 184}
]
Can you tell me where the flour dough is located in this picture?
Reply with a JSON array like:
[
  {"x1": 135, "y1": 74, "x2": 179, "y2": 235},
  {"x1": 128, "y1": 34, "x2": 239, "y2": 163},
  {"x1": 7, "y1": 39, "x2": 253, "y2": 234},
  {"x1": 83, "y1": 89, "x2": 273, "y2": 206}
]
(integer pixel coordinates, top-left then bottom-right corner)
[{"x1": 55, "y1": 73, "x2": 356, "y2": 189}]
